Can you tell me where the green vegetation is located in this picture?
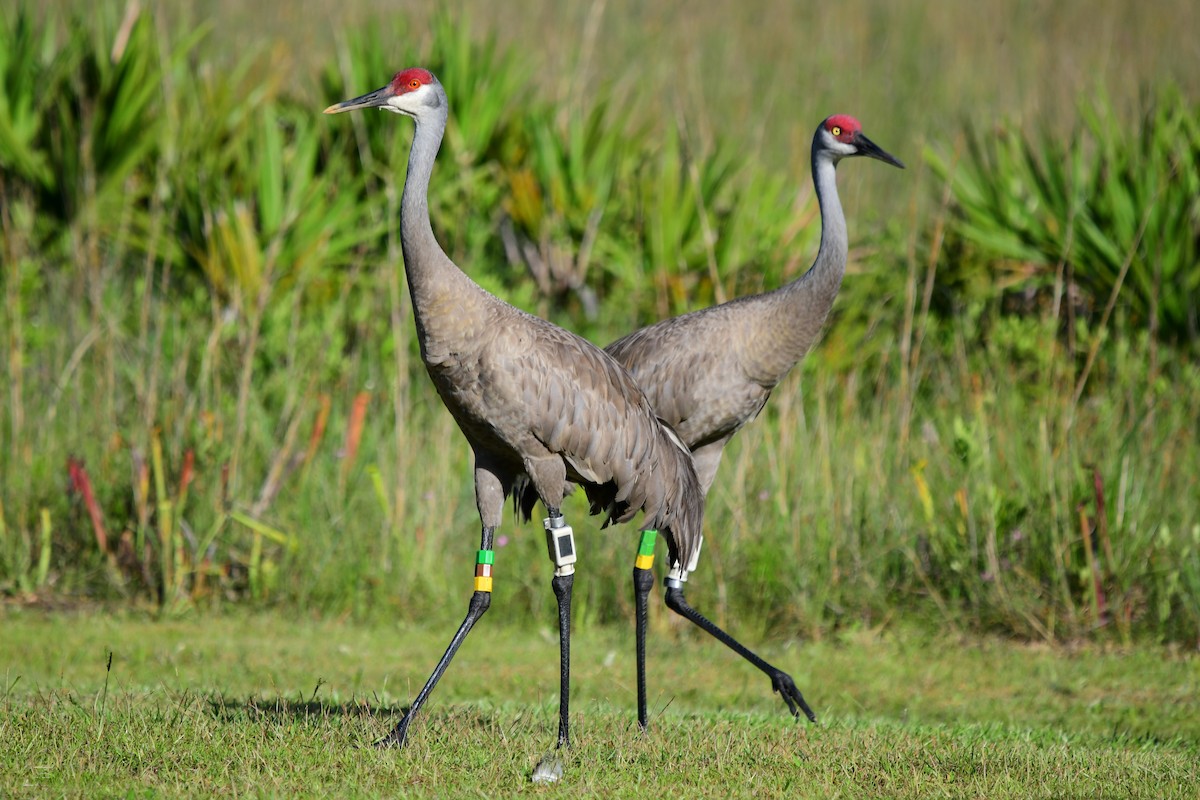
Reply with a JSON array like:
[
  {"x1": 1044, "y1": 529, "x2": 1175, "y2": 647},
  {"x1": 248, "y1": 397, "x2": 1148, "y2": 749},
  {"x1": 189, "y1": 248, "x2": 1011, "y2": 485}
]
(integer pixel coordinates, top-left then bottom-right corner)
[
  {"x1": 1, "y1": 1, "x2": 1198, "y2": 649},
  {"x1": 2, "y1": 610, "x2": 1197, "y2": 797},
  {"x1": 928, "y1": 85, "x2": 1200, "y2": 343},
  {"x1": 2, "y1": 4, "x2": 1198, "y2": 796}
]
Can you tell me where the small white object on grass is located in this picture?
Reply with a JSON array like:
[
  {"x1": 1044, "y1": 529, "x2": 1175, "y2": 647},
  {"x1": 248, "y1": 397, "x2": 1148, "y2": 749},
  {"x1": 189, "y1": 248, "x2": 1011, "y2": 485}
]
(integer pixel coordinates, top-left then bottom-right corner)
[{"x1": 531, "y1": 753, "x2": 564, "y2": 784}]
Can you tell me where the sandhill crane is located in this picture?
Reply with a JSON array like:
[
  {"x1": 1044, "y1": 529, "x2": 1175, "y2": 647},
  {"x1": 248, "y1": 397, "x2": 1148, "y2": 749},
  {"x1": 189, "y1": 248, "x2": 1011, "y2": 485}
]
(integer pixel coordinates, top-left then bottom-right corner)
[
  {"x1": 525, "y1": 115, "x2": 903, "y2": 729},
  {"x1": 324, "y1": 69, "x2": 704, "y2": 755},
  {"x1": 612, "y1": 115, "x2": 903, "y2": 727}
]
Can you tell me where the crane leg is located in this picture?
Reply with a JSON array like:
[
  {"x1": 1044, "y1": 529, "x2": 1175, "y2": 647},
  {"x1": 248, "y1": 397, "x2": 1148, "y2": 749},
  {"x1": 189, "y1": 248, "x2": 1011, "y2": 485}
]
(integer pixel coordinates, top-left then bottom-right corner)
[
  {"x1": 632, "y1": 530, "x2": 657, "y2": 731},
  {"x1": 551, "y1": 573, "x2": 573, "y2": 747},
  {"x1": 376, "y1": 527, "x2": 496, "y2": 748},
  {"x1": 663, "y1": 575, "x2": 817, "y2": 724},
  {"x1": 544, "y1": 508, "x2": 577, "y2": 748}
]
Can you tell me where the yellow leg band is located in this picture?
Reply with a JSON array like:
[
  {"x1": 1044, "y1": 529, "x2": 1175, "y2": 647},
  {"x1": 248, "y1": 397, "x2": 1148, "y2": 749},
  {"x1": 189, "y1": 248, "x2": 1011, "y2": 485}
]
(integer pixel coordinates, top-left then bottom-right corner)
[
  {"x1": 474, "y1": 576, "x2": 493, "y2": 593},
  {"x1": 635, "y1": 554, "x2": 655, "y2": 570}
]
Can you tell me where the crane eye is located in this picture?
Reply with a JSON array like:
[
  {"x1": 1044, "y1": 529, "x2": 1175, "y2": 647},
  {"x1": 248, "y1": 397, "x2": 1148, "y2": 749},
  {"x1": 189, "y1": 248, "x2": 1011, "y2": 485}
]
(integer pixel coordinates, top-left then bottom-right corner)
[
  {"x1": 408, "y1": 79, "x2": 421, "y2": 89},
  {"x1": 831, "y1": 126, "x2": 841, "y2": 136}
]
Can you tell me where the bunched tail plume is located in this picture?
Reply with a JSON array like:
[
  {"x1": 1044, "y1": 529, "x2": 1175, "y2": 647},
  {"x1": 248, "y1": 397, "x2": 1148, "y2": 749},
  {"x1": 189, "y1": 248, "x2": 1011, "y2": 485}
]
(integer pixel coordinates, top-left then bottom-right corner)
[
  {"x1": 576, "y1": 417, "x2": 704, "y2": 572},
  {"x1": 513, "y1": 419, "x2": 706, "y2": 574},
  {"x1": 644, "y1": 419, "x2": 705, "y2": 572}
]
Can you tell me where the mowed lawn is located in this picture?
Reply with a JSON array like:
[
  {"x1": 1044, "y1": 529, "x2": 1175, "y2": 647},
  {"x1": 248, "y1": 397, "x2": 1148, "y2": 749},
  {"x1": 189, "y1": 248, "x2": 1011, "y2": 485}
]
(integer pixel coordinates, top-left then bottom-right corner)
[{"x1": 1, "y1": 608, "x2": 1196, "y2": 798}]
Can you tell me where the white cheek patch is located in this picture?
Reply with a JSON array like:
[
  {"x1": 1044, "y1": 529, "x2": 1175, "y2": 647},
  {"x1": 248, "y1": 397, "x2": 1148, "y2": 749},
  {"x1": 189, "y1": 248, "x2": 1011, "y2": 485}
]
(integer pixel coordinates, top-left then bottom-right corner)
[{"x1": 387, "y1": 84, "x2": 431, "y2": 109}]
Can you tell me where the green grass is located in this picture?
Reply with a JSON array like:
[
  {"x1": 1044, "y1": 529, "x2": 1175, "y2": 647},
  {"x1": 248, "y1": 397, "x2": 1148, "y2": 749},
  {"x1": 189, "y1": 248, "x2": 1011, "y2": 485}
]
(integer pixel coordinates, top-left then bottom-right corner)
[{"x1": 2, "y1": 608, "x2": 1197, "y2": 797}]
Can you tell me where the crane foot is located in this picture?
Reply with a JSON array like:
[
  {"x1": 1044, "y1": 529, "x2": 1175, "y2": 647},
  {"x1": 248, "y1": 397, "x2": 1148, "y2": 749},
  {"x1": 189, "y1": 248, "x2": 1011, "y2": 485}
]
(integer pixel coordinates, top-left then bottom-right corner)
[
  {"x1": 374, "y1": 717, "x2": 411, "y2": 749},
  {"x1": 663, "y1": 584, "x2": 818, "y2": 724},
  {"x1": 769, "y1": 669, "x2": 818, "y2": 723}
]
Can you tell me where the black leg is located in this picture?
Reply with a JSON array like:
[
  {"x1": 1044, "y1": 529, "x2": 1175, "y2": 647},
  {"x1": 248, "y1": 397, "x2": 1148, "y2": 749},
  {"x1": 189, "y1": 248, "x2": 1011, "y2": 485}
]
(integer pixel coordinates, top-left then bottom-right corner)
[
  {"x1": 551, "y1": 572, "x2": 574, "y2": 748},
  {"x1": 664, "y1": 583, "x2": 817, "y2": 723},
  {"x1": 542, "y1": 508, "x2": 577, "y2": 750},
  {"x1": 632, "y1": 529, "x2": 657, "y2": 730},
  {"x1": 633, "y1": 565, "x2": 654, "y2": 730},
  {"x1": 376, "y1": 527, "x2": 496, "y2": 748},
  {"x1": 533, "y1": 510, "x2": 577, "y2": 784}
]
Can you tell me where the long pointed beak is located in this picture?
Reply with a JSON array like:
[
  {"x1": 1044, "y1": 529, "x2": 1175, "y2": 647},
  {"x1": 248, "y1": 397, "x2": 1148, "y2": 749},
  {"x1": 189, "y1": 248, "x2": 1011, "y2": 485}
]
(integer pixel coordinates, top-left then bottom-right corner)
[
  {"x1": 853, "y1": 132, "x2": 905, "y2": 169},
  {"x1": 323, "y1": 84, "x2": 394, "y2": 115}
]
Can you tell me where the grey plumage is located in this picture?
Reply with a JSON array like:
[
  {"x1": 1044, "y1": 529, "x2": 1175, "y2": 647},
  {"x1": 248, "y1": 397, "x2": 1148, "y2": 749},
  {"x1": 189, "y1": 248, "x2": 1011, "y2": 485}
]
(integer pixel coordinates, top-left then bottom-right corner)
[
  {"x1": 607, "y1": 115, "x2": 904, "y2": 491},
  {"x1": 325, "y1": 67, "x2": 704, "y2": 752},
  {"x1": 512, "y1": 115, "x2": 902, "y2": 505},
  {"x1": 517, "y1": 114, "x2": 902, "y2": 728},
  {"x1": 334, "y1": 68, "x2": 703, "y2": 567}
]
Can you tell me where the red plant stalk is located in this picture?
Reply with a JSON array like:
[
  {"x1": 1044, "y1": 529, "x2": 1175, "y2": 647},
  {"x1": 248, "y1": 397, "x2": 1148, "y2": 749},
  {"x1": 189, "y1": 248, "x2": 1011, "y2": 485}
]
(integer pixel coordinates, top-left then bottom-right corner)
[
  {"x1": 304, "y1": 394, "x2": 332, "y2": 469},
  {"x1": 342, "y1": 392, "x2": 370, "y2": 477},
  {"x1": 67, "y1": 457, "x2": 109, "y2": 552},
  {"x1": 178, "y1": 449, "x2": 195, "y2": 504}
]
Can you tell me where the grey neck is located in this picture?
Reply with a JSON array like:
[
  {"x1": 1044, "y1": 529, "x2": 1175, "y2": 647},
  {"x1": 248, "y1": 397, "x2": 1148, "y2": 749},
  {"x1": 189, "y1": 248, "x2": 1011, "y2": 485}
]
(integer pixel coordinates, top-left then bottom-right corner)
[
  {"x1": 396, "y1": 87, "x2": 493, "y2": 357},
  {"x1": 757, "y1": 141, "x2": 848, "y2": 378},
  {"x1": 400, "y1": 99, "x2": 449, "y2": 278},
  {"x1": 800, "y1": 147, "x2": 848, "y2": 307}
]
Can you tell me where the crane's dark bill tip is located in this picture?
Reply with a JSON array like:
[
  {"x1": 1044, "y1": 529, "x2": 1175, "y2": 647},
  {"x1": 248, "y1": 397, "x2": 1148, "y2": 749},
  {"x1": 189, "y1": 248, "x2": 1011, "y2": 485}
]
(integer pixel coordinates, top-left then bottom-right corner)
[{"x1": 856, "y1": 133, "x2": 905, "y2": 169}]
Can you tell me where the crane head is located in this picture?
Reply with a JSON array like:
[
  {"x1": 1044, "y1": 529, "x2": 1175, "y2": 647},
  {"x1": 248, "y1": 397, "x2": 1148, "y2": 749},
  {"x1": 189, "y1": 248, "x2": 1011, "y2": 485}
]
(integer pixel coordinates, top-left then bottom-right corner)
[
  {"x1": 323, "y1": 68, "x2": 441, "y2": 118},
  {"x1": 819, "y1": 115, "x2": 904, "y2": 168}
]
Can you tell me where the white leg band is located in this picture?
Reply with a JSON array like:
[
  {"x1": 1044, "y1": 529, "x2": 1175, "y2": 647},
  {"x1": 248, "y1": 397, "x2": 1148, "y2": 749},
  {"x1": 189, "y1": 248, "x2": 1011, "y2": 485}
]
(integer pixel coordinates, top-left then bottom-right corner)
[{"x1": 544, "y1": 516, "x2": 577, "y2": 577}]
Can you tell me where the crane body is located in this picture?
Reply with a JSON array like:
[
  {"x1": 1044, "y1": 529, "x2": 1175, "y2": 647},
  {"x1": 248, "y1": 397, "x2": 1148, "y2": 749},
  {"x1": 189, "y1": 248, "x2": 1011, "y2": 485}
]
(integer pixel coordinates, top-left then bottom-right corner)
[
  {"x1": 325, "y1": 68, "x2": 703, "y2": 759},
  {"x1": 529, "y1": 115, "x2": 903, "y2": 728},
  {"x1": 608, "y1": 115, "x2": 903, "y2": 493}
]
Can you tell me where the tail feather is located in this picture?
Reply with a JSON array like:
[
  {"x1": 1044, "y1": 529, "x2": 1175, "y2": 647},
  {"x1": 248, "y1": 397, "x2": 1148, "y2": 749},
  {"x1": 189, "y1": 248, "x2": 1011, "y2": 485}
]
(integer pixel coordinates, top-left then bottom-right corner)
[
  {"x1": 642, "y1": 420, "x2": 704, "y2": 571},
  {"x1": 512, "y1": 418, "x2": 705, "y2": 573}
]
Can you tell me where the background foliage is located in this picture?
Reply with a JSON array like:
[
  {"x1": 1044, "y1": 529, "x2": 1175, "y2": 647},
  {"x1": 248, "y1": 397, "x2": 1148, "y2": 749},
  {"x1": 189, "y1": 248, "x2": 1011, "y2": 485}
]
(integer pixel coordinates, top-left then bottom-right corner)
[{"x1": 1, "y1": 2, "x2": 1198, "y2": 645}]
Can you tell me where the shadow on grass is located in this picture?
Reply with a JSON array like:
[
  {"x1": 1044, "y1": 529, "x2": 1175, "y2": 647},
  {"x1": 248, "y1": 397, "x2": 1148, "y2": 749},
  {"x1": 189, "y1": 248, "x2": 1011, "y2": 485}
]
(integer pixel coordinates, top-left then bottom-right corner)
[
  {"x1": 205, "y1": 690, "x2": 508, "y2": 740},
  {"x1": 206, "y1": 682, "x2": 409, "y2": 725}
]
